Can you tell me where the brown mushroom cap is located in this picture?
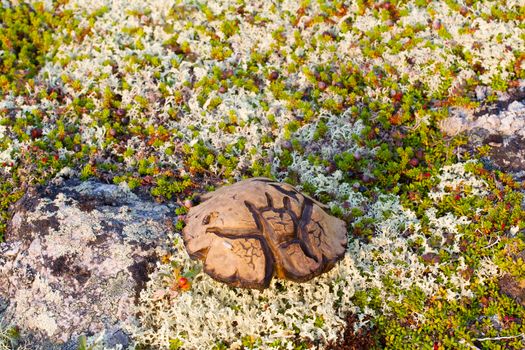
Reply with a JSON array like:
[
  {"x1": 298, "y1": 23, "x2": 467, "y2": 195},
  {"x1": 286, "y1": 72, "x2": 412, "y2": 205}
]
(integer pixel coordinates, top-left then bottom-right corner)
[{"x1": 182, "y1": 178, "x2": 348, "y2": 289}]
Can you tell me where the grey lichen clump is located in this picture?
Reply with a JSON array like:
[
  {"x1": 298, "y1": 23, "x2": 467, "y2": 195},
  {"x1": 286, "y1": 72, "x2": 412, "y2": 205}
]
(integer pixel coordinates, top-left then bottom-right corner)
[
  {"x1": 0, "y1": 180, "x2": 175, "y2": 347},
  {"x1": 182, "y1": 178, "x2": 348, "y2": 289}
]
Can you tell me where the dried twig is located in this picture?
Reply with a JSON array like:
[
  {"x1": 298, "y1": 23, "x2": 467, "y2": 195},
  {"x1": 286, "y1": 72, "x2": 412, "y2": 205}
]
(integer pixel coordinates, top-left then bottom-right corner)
[{"x1": 475, "y1": 334, "x2": 525, "y2": 342}]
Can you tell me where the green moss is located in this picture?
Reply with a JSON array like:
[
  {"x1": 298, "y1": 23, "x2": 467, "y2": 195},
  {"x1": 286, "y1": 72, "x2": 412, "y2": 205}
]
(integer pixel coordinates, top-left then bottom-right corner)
[
  {"x1": 0, "y1": 324, "x2": 21, "y2": 349},
  {"x1": 0, "y1": 2, "x2": 103, "y2": 241},
  {"x1": 0, "y1": 181, "x2": 24, "y2": 242},
  {"x1": 151, "y1": 176, "x2": 193, "y2": 200},
  {"x1": 0, "y1": 1, "x2": 78, "y2": 94}
]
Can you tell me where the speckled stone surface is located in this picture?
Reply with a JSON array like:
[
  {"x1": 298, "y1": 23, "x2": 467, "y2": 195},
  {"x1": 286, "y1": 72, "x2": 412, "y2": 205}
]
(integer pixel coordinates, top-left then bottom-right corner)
[
  {"x1": 440, "y1": 82, "x2": 525, "y2": 181},
  {"x1": 0, "y1": 180, "x2": 176, "y2": 347}
]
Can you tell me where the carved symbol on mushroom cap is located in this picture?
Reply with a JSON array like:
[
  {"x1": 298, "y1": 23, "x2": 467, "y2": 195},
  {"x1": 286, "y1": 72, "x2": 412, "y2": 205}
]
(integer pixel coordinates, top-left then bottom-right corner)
[{"x1": 182, "y1": 178, "x2": 348, "y2": 289}]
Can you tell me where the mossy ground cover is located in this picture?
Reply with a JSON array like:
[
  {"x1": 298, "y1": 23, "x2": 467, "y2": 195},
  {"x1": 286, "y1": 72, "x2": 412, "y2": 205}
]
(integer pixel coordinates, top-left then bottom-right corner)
[{"x1": 0, "y1": 0, "x2": 524, "y2": 349}]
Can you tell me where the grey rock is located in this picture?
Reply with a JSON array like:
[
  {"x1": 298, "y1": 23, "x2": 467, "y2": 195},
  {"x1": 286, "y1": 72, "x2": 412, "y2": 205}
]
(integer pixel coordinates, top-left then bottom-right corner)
[
  {"x1": 60, "y1": 340, "x2": 80, "y2": 350},
  {"x1": 106, "y1": 328, "x2": 131, "y2": 348},
  {"x1": 0, "y1": 180, "x2": 176, "y2": 347},
  {"x1": 0, "y1": 296, "x2": 7, "y2": 314},
  {"x1": 486, "y1": 136, "x2": 525, "y2": 179},
  {"x1": 440, "y1": 88, "x2": 525, "y2": 181}
]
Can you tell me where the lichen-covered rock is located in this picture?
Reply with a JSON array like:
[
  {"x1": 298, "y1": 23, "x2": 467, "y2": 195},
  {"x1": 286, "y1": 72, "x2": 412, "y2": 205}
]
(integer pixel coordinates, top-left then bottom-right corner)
[
  {"x1": 0, "y1": 180, "x2": 176, "y2": 347},
  {"x1": 440, "y1": 83, "x2": 525, "y2": 180},
  {"x1": 182, "y1": 178, "x2": 347, "y2": 289}
]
